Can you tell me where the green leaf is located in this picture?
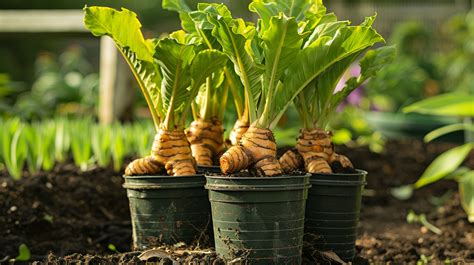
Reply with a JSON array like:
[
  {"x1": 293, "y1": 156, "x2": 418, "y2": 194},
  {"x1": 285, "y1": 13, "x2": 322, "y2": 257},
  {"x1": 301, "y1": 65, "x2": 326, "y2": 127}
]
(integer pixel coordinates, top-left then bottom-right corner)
[
  {"x1": 83, "y1": 6, "x2": 162, "y2": 129},
  {"x1": 190, "y1": 50, "x2": 228, "y2": 91},
  {"x1": 459, "y1": 170, "x2": 474, "y2": 222},
  {"x1": 207, "y1": 10, "x2": 263, "y2": 122},
  {"x1": 414, "y1": 143, "x2": 474, "y2": 189},
  {"x1": 162, "y1": 0, "x2": 191, "y2": 13},
  {"x1": 155, "y1": 37, "x2": 195, "y2": 129},
  {"x1": 330, "y1": 45, "x2": 396, "y2": 112},
  {"x1": 257, "y1": 14, "x2": 307, "y2": 127},
  {"x1": 189, "y1": 49, "x2": 228, "y2": 120},
  {"x1": 304, "y1": 16, "x2": 349, "y2": 47},
  {"x1": 2, "y1": 119, "x2": 26, "y2": 180},
  {"x1": 272, "y1": 24, "x2": 384, "y2": 129},
  {"x1": 14, "y1": 244, "x2": 31, "y2": 262},
  {"x1": 249, "y1": 0, "x2": 326, "y2": 31},
  {"x1": 404, "y1": 93, "x2": 474, "y2": 117},
  {"x1": 83, "y1": 6, "x2": 154, "y2": 62},
  {"x1": 162, "y1": 0, "x2": 196, "y2": 34},
  {"x1": 424, "y1": 123, "x2": 474, "y2": 143}
]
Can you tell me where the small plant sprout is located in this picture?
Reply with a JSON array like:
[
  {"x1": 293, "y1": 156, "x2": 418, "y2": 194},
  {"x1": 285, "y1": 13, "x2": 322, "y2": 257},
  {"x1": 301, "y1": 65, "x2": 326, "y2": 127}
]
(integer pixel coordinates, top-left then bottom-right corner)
[
  {"x1": 54, "y1": 117, "x2": 71, "y2": 163},
  {"x1": 406, "y1": 210, "x2": 442, "y2": 235},
  {"x1": 111, "y1": 124, "x2": 126, "y2": 173},
  {"x1": 70, "y1": 119, "x2": 93, "y2": 171},
  {"x1": 84, "y1": 6, "x2": 228, "y2": 176},
  {"x1": 9, "y1": 243, "x2": 31, "y2": 263},
  {"x1": 91, "y1": 124, "x2": 112, "y2": 168},
  {"x1": 277, "y1": 7, "x2": 395, "y2": 174},
  {"x1": 2, "y1": 118, "x2": 27, "y2": 180}
]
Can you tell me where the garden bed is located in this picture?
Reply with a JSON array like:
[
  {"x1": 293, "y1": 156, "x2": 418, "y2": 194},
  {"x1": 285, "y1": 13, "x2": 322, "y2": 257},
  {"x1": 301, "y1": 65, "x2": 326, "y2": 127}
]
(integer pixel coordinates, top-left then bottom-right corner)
[{"x1": 1, "y1": 139, "x2": 473, "y2": 264}]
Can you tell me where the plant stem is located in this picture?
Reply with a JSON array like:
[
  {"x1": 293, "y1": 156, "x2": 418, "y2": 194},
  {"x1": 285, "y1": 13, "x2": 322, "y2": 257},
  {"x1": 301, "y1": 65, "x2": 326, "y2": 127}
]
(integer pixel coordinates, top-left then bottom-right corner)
[
  {"x1": 203, "y1": 77, "x2": 213, "y2": 121},
  {"x1": 117, "y1": 48, "x2": 161, "y2": 132}
]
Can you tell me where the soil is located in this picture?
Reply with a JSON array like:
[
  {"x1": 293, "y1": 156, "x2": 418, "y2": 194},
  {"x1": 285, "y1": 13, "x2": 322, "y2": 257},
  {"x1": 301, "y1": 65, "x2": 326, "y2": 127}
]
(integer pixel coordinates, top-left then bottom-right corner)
[{"x1": 0, "y1": 139, "x2": 473, "y2": 264}]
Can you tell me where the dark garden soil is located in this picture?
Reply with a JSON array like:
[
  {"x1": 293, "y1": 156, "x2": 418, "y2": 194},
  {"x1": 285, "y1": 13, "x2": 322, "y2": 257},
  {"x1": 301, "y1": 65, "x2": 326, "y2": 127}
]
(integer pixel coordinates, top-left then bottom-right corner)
[{"x1": 0, "y1": 139, "x2": 473, "y2": 264}]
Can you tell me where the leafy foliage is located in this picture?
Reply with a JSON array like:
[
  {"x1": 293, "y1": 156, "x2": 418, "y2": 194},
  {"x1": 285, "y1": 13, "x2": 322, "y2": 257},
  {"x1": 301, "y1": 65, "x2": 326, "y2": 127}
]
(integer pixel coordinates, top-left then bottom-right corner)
[
  {"x1": 1, "y1": 118, "x2": 27, "y2": 180},
  {"x1": 0, "y1": 117, "x2": 156, "y2": 179},
  {"x1": 403, "y1": 93, "x2": 474, "y2": 117},
  {"x1": 290, "y1": 17, "x2": 390, "y2": 129},
  {"x1": 396, "y1": 93, "x2": 474, "y2": 222},
  {"x1": 84, "y1": 6, "x2": 227, "y2": 131}
]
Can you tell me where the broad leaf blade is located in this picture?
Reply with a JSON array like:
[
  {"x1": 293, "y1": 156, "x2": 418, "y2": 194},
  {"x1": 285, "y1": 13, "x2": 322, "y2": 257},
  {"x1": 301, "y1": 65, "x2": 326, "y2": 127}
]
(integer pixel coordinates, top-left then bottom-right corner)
[
  {"x1": 249, "y1": 0, "x2": 326, "y2": 30},
  {"x1": 83, "y1": 7, "x2": 162, "y2": 125},
  {"x1": 155, "y1": 37, "x2": 195, "y2": 128},
  {"x1": 208, "y1": 13, "x2": 263, "y2": 121},
  {"x1": 260, "y1": 14, "x2": 306, "y2": 113},
  {"x1": 404, "y1": 93, "x2": 474, "y2": 117},
  {"x1": 271, "y1": 24, "x2": 384, "y2": 128},
  {"x1": 162, "y1": 0, "x2": 195, "y2": 33},
  {"x1": 188, "y1": 49, "x2": 229, "y2": 115},
  {"x1": 84, "y1": 6, "x2": 153, "y2": 62},
  {"x1": 414, "y1": 143, "x2": 474, "y2": 189}
]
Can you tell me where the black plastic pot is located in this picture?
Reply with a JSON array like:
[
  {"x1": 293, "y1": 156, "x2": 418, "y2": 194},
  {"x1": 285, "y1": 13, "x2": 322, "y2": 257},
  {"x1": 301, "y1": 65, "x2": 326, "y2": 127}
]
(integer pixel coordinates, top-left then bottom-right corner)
[
  {"x1": 205, "y1": 174, "x2": 311, "y2": 264},
  {"x1": 305, "y1": 170, "x2": 367, "y2": 261},
  {"x1": 197, "y1": 165, "x2": 222, "y2": 174},
  {"x1": 123, "y1": 175, "x2": 211, "y2": 250}
]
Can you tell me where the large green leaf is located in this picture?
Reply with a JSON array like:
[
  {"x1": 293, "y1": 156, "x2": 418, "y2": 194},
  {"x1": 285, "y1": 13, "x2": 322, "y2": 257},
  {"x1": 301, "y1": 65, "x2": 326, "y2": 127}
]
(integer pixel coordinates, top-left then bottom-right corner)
[
  {"x1": 414, "y1": 143, "x2": 474, "y2": 189},
  {"x1": 162, "y1": 0, "x2": 195, "y2": 34},
  {"x1": 162, "y1": 0, "x2": 191, "y2": 13},
  {"x1": 83, "y1": 6, "x2": 154, "y2": 62},
  {"x1": 404, "y1": 93, "x2": 474, "y2": 117},
  {"x1": 249, "y1": 0, "x2": 326, "y2": 31},
  {"x1": 304, "y1": 15, "x2": 349, "y2": 47},
  {"x1": 83, "y1": 6, "x2": 162, "y2": 128},
  {"x1": 208, "y1": 11, "x2": 263, "y2": 122},
  {"x1": 258, "y1": 14, "x2": 307, "y2": 123},
  {"x1": 270, "y1": 24, "x2": 384, "y2": 128},
  {"x1": 188, "y1": 49, "x2": 228, "y2": 120},
  {"x1": 154, "y1": 37, "x2": 195, "y2": 129}
]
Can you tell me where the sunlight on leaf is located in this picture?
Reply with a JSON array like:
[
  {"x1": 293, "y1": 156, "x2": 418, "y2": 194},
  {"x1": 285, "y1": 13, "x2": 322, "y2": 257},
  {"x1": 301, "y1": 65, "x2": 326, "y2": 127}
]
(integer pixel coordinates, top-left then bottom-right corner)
[
  {"x1": 404, "y1": 93, "x2": 474, "y2": 117},
  {"x1": 424, "y1": 123, "x2": 474, "y2": 143},
  {"x1": 414, "y1": 143, "x2": 474, "y2": 189}
]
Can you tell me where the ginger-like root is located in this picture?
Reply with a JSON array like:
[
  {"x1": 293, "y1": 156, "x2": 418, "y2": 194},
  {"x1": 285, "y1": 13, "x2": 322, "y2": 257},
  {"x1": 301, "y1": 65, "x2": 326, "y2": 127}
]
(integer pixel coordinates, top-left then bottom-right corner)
[
  {"x1": 125, "y1": 129, "x2": 196, "y2": 176},
  {"x1": 220, "y1": 125, "x2": 283, "y2": 177},
  {"x1": 279, "y1": 149, "x2": 303, "y2": 173},
  {"x1": 330, "y1": 153, "x2": 354, "y2": 169},
  {"x1": 228, "y1": 119, "x2": 249, "y2": 146},
  {"x1": 295, "y1": 128, "x2": 354, "y2": 174},
  {"x1": 125, "y1": 156, "x2": 163, "y2": 176},
  {"x1": 186, "y1": 118, "x2": 225, "y2": 166}
]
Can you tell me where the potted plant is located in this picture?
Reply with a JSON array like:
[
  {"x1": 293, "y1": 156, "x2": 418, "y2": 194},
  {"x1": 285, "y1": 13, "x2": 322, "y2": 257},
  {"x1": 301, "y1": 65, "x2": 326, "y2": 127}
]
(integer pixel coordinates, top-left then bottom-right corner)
[
  {"x1": 193, "y1": 0, "x2": 391, "y2": 262},
  {"x1": 84, "y1": 6, "x2": 228, "y2": 250},
  {"x1": 163, "y1": 0, "x2": 251, "y2": 173},
  {"x1": 277, "y1": 10, "x2": 395, "y2": 262}
]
